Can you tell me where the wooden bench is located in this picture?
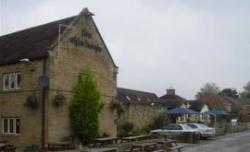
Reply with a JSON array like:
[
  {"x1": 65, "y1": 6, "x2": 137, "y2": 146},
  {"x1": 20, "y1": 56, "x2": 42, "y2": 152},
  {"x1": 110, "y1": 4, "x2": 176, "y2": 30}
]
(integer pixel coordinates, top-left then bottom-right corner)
[
  {"x1": 152, "y1": 150, "x2": 164, "y2": 152},
  {"x1": 121, "y1": 135, "x2": 151, "y2": 143},
  {"x1": 130, "y1": 142, "x2": 158, "y2": 152},
  {"x1": 157, "y1": 140, "x2": 182, "y2": 152},
  {"x1": 168, "y1": 145, "x2": 183, "y2": 152},
  {"x1": 0, "y1": 144, "x2": 15, "y2": 152},
  {"x1": 92, "y1": 137, "x2": 119, "y2": 147},
  {"x1": 47, "y1": 142, "x2": 74, "y2": 151},
  {"x1": 83, "y1": 147, "x2": 117, "y2": 152},
  {"x1": 2, "y1": 145, "x2": 16, "y2": 152}
]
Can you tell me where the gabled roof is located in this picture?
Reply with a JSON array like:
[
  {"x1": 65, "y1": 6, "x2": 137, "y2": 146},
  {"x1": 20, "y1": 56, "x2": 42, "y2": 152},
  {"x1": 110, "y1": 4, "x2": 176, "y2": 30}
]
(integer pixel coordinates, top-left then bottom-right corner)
[
  {"x1": 199, "y1": 94, "x2": 240, "y2": 113},
  {"x1": 189, "y1": 100, "x2": 207, "y2": 112},
  {"x1": 117, "y1": 87, "x2": 160, "y2": 105},
  {"x1": 0, "y1": 16, "x2": 76, "y2": 66},
  {"x1": 199, "y1": 94, "x2": 224, "y2": 109},
  {"x1": 0, "y1": 8, "x2": 117, "y2": 67},
  {"x1": 159, "y1": 93, "x2": 187, "y2": 108}
]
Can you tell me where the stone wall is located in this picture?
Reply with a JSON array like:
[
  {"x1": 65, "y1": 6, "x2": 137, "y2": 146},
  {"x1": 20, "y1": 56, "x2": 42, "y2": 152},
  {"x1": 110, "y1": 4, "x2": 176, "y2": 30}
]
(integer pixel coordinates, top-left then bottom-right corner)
[
  {"x1": 0, "y1": 11, "x2": 118, "y2": 149},
  {"x1": 0, "y1": 60, "x2": 45, "y2": 150},
  {"x1": 46, "y1": 14, "x2": 117, "y2": 142},
  {"x1": 242, "y1": 106, "x2": 250, "y2": 122},
  {"x1": 117, "y1": 104, "x2": 164, "y2": 131}
]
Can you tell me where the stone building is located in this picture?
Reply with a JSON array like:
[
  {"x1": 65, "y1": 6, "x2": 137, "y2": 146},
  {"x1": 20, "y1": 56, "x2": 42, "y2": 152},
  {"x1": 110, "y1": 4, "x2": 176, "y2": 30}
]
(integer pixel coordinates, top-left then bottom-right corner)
[
  {"x1": 116, "y1": 88, "x2": 164, "y2": 133},
  {"x1": 238, "y1": 98, "x2": 250, "y2": 122},
  {"x1": 160, "y1": 88, "x2": 191, "y2": 122},
  {"x1": 189, "y1": 100, "x2": 210, "y2": 123},
  {"x1": 0, "y1": 8, "x2": 118, "y2": 149},
  {"x1": 200, "y1": 94, "x2": 240, "y2": 117}
]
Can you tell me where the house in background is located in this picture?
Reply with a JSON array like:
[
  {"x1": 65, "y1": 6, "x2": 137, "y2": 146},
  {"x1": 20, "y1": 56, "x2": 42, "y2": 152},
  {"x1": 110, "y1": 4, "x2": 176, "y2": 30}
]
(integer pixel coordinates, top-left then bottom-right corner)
[
  {"x1": 116, "y1": 88, "x2": 164, "y2": 132},
  {"x1": 160, "y1": 88, "x2": 189, "y2": 109},
  {"x1": 189, "y1": 100, "x2": 210, "y2": 123},
  {"x1": 200, "y1": 94, "x2": 240, "y2": 118},
  {"x1": 238, "y1": 98, "x2": 250, "y2": 122},
  {"x1": 0, "y1": 8, "x2": 118, "y2": 150},
  {"x1": 160, "y1": 88, "x2": 191, "y2": 123}
]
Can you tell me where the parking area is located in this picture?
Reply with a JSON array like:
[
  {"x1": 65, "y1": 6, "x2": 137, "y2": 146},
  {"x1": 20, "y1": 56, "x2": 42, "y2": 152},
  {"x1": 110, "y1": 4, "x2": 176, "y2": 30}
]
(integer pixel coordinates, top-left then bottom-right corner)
[{"x1": 184, "y1": 130, "x2": 250, "y2": 152}]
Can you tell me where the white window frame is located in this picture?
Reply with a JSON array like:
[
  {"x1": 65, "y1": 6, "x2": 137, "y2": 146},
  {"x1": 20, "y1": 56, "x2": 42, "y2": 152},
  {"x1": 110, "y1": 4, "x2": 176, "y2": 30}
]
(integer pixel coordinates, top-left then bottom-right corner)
[
  {"x1": 1, "y1": 118, "x2": 20, "y2": 135},
  {"x1": 2, "y1": 72, "x2": 21, "y2": 91}
]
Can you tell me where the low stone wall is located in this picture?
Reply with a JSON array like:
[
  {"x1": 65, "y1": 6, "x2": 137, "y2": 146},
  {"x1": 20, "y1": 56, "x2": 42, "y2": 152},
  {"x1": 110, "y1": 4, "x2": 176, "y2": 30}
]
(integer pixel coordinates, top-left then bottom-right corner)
[
  {"x1": 247, "y1": 122, "x2": 250, "y2": 129},
  {"x1": 215, "y1": 128, "x2": 226, "y2": 136},
  {"x1": 215, "y1": 123, "x2": 248, "y2": 136},
  {"x1": 154, "y1": 132, "x2": 200, "y2": 144},
  {"x1": 229, "y1": 123, "x2": 248, "y2": 133}
]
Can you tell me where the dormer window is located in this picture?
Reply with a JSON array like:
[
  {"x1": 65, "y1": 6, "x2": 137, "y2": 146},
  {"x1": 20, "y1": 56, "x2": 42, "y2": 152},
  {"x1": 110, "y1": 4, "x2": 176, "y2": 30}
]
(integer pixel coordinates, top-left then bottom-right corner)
[
  {"x1": 3, "y1": 73, "x2": 21, "y2": 91},
  {"x1": 126, "y1": 96, "x2": 131, "y2": 101}
]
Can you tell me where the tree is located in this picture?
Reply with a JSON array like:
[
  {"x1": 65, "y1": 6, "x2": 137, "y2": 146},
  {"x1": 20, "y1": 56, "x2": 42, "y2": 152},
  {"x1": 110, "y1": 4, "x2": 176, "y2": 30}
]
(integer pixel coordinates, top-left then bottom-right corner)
[
  {"x1": 240, "y1": 81, "x2": 250, "y2": 98},
  {"x1": 196, "y1": 82, "x2": 220, "y2": 99},
  {"x1": 218, "y1": 88, "x2": 239, "y2": 99},
  {"x1": 69, "y1": 68, "x2": 102, "y2": 144}
]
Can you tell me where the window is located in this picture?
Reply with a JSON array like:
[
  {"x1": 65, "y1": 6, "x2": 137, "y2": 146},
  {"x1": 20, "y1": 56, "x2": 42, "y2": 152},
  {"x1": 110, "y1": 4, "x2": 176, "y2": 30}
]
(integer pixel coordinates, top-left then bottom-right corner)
[
  {"x1": 3, "y1": 73, "x2": 21, "y2": 90},
  {"x1": 2, "y1": 118, "x2": 20, "y2": 135},
  {"x1": 174, "y1": 125, "x2": 183, "y2": 130},
  {"x1": 187, "y1": 124, "x2": 198, "y2": 129},
  {"x1": 126, "y1": 96, "x2": 131, "y2": 101}
]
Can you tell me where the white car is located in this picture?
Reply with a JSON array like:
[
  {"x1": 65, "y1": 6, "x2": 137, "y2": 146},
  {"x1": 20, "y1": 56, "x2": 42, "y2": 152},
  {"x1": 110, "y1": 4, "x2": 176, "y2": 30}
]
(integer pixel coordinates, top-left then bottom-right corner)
[
  {"x1": 150, "y1": 124, "x2": 198, "y2": 134},
  {"x1": 186, "y1": 123, "x2": 216, "y2": 139}
]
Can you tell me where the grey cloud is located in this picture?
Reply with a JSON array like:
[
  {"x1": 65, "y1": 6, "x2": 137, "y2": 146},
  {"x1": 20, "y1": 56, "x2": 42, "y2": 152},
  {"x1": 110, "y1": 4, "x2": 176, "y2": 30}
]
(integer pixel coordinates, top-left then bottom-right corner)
[{"x1": 1, "y1": 0, "x2": 250, "y2": 99}]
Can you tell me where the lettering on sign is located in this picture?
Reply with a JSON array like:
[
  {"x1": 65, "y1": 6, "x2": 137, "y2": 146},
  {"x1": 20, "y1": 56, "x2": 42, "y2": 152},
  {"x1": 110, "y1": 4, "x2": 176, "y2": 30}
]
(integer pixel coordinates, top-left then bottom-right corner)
[{"x1": 69, "y1": 28, "x2": 102, "y2": 52}]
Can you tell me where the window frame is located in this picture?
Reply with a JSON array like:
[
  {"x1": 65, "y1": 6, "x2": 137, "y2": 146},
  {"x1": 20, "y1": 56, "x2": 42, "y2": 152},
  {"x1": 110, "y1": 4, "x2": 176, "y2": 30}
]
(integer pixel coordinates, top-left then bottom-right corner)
[
  {"x1": 1, "y1": 118, "x2": 20, "y2": 135},
  {"x1": 2, "y1": 72, "x2": 21, "y2": 91}
]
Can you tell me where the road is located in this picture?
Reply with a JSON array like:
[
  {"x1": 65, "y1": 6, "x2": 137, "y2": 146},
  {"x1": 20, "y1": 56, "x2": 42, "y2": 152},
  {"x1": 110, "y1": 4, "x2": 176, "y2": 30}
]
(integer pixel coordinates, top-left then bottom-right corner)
[{"x1": 184, "y1": 130, "x2": 250, "y2": 152}]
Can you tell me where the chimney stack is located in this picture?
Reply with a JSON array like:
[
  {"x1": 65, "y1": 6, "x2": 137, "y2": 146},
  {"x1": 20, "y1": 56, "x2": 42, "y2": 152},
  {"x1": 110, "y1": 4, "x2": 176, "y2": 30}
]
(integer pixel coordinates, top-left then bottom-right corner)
[{"x1": 167, "y1": 87, "x2": 175, "y2": 95}]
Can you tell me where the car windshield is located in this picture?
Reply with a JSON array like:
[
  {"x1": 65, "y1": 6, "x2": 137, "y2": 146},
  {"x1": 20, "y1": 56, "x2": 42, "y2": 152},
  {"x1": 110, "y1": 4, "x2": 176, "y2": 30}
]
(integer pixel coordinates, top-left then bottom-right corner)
[
  {"x1": 163, "y1": 124, "x2": 183, "y2": 130},
  {"x1": 163, "y1": 124, "x2": 175, "y2": 130},
  {"x1": 187, "y1": 124, "x2": 198, "y2": 129},
  {"x1": 182, "y1": 124, "x2": 193, "y2": 130},
  {"x1": 198, "y1": 124, "x2": 209, "y2": 129}
]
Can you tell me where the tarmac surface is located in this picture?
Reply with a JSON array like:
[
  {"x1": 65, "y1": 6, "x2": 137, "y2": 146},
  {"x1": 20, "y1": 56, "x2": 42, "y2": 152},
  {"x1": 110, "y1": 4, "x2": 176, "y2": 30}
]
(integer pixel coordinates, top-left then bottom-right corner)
[{"x1": 184, "y1": 130, "x2": 250, "y2": 152}]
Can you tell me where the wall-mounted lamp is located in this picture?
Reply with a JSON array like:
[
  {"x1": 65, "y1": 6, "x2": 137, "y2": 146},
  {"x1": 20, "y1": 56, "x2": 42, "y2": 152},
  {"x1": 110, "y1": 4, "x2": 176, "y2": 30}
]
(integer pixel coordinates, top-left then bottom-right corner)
[{"x1": 19, "y1": 58, "x2": 31, "y2": 63}]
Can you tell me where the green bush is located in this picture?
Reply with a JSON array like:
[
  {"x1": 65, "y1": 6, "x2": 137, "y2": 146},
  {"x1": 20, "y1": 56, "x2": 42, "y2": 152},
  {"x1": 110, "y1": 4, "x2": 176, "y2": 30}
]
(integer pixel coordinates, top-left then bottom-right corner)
[
  {"x1": 132, "y1": 127, "x2": 147, "y2": 135},
  {"x1": 100, "y1": 132, "x2": 110, "y2": 137},
  {"x1": 148, "y1": 112, "x2": 167, "y2": 130},
  {"x1": 118, "y1": 122, "x2": 134, "y2": 136},
  {"x1": 69, "y1": 68, "x2": 102, "y2": 144}
]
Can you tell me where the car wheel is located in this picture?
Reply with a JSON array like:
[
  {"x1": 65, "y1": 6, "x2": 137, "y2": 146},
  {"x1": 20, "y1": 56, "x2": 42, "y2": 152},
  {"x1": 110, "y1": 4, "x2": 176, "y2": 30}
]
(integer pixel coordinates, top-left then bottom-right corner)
[{"x1": 199, "y1": 134, "x2": 203, "y2": 140}]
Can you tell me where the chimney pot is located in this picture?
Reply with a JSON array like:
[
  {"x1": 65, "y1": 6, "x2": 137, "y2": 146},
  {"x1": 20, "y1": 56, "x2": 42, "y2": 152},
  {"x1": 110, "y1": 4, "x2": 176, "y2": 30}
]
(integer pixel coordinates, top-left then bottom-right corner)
[{"x1": 167, "y1": 88, "x2": 175, "y2": 95}]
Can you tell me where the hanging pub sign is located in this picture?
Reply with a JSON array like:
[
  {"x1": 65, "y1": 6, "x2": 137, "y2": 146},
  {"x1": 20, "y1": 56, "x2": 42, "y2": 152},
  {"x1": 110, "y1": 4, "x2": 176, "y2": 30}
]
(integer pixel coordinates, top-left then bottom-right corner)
[{"x1": 69, "y1": 29, "x2": 102, "y2": 52}]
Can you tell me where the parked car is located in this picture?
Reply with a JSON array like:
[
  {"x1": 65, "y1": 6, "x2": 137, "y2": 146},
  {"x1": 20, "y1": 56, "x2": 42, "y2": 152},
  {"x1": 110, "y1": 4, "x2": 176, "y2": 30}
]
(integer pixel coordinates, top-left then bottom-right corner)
[
  {"x1": 150, "y1": 123, "x2": 198, "y2": 134},
  {"x1": 186, "y1": 123, "x2": 216, "y2": 139}
]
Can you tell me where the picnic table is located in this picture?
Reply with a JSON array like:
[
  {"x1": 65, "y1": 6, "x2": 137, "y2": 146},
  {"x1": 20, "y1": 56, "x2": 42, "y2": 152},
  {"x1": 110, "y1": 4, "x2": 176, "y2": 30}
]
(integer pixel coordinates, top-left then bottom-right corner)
[
  {"x1": 0, "y1": 143, "x2": 15, "y2": 152},
  {"x1": 83, "y1": 147, "x2": 117, "y2": 152},
  {"x1": 130, "y1": 142, "x2": 158, "y2": 152},
  {"x1": 93, "y1": 137, "x2": 119, "y2": 147},
  {"x1": 0, "y1": 141, "x2": 8, "y2": 144},
  {"x1": 157, "y1": 139, "x2": 177, "y2": 146},
  {"x1": 121, "y1": 135, "x2": 151, "y2": 143},
  {"x1": 47, "y1": 142, "x2": 73, "y2": 151},
  {"x1": 157, "y1": 140, "x2": 182, "y2": 152},
  {"x1": 0, "y1": 143, "x2": 9, "y2": 150}
]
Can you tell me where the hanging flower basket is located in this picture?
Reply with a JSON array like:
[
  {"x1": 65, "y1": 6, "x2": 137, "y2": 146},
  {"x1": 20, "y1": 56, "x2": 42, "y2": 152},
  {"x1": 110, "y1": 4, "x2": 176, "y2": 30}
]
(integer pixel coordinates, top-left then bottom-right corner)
[
  {"x1": 110, "y1": 100, "x2": 125, "y2": 117},
  {"x1": 25, "y1": 95, "x2": 40, "y2": 110},
  {"x1": 52, "y1": 93, "x2": 66, "y2": 108}
]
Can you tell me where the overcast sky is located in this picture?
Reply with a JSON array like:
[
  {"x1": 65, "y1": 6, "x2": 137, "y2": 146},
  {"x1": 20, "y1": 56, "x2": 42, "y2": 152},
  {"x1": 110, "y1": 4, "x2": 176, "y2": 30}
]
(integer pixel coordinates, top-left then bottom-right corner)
[{"x1": 1, "y1": 0, "x2": 250, "y2": 99}]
